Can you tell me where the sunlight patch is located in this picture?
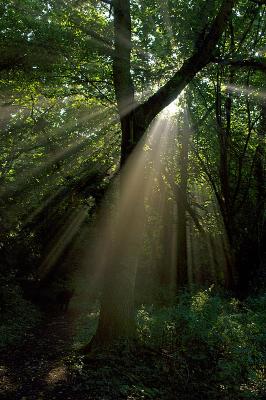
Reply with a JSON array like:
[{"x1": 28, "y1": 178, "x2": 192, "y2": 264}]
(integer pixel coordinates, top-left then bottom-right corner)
[
  {"x1": 45, "y1": 365, "x2": 67, "y2": 384},
  {"x1": 161, "y1": 99, "x2": 179, "y2": 117}
]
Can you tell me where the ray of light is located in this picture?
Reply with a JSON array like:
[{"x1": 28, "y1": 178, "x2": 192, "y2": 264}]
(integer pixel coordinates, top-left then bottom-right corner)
[
  {"x1": 186, "y1": 183, "x2": 231, "y2": 288},
  {"x1": 72, "y1": 117, "x2": 177, "y2": 301},
  {"x1": 37, "y1": 207, "x2": 88, "y2": 281},
  {"x1": 33, "y1": 102, "x2": 235, "y2": 300},
  {"x1": 226, "y1": 84, "x2": 266, "y2": 101},
  {"x1": 0, "y1": 106, "x2": 117, "y2": 199}
]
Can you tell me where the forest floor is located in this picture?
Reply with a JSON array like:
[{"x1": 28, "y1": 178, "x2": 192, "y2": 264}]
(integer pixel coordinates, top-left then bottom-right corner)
[
  {"x1": 1, "y1": 298, "x2": 264, "y2": 400},
  {"x1": 0, "y1": 310, "x2": 78, "y2": 400},
  {"x1": 0, "y1": 309, "x2": 184, "y2": 400}
]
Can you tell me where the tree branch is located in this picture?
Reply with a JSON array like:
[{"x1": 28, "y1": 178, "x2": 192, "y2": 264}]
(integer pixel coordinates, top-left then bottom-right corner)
[
  {"x1": 135, "y1": 0, "x2": 237, "y2": 131},
  {"x1": 211, "y1": 57, "x2": 266, "y2": 72}
]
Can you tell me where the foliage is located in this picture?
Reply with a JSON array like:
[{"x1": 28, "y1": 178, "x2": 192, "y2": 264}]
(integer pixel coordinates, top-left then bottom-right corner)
[
  {"x1": 44, "y1": 290, "x2": 265, "y2": 399},
  {"x1": 137, "y1": 289, "x2": 266, "y2": 399}
]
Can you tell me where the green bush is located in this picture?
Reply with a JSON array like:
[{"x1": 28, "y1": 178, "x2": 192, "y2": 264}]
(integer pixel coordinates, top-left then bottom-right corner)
[{"x1": 137, "y1": 289, "x2": 266, "y2": 399}]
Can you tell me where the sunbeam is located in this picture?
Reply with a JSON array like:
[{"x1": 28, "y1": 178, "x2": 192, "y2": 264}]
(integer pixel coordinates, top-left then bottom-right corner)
[{"x1": 225, "y1": 84, "x2": 266, "y2": 101}]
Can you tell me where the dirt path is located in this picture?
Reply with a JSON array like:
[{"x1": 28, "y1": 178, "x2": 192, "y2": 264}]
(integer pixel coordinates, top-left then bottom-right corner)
[
  {"x1": 0, "y1": 311, "x2": 78, "y2": 400},
  {"x1": 0, "y1": 310, "x2": 185, "y2": 400}
]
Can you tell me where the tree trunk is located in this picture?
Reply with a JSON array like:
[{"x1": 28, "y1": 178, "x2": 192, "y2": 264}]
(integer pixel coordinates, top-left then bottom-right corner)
[
  {"x1": 254, "y1": 104, "x2": 266, "y2": 260},
  {"x1": 215, "y1": 74, "x2": 236, "y2": 289},
  {"x1": 157, "y1": 200, "x2": 176, "y2": 287},
  {"x1": 176, "y1": 113, "x2": 189, "y2": 288},
  {"x1": 236, "y1": 103, "x2": 266, "y2": 297}
]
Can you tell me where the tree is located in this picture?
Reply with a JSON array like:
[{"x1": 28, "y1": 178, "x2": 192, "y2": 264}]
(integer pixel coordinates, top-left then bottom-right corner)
[{"x1": 93, "y1": 0, "x2": 237, "y2": 345}]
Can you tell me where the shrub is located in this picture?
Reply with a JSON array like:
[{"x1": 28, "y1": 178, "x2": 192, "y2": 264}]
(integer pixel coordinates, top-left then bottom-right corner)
[{"x1": 136, "y1": 289, "x2": 266, "y2": 399}]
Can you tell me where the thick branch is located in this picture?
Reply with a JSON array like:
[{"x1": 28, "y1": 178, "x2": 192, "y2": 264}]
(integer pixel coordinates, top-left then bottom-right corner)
[
  {"x1": 211, "y1": 57, "x2": 266, "y2": 72},
  {"x1": 135, "y1": 0, "x2": 236, "y2": 130}
]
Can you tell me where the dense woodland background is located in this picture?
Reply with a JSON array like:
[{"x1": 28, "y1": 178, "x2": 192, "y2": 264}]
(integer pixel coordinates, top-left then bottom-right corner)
[{"x1": 0, "y1": 0, "x2": 265, "y2": 399}]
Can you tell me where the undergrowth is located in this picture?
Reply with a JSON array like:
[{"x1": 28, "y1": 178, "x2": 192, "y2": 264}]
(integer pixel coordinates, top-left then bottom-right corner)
[
  {"x1": 1, "y1": 284, "x2": 265, "y2": 399},
  {"x1": 136, "y1": 288, "x2": 266, "y2": 399},
  {"x1": 71, "y1": 288, "x2": 265, "y2": 399},
  {"x1": 0, "y1": 283, "x2": 41, "y2": 348}
]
